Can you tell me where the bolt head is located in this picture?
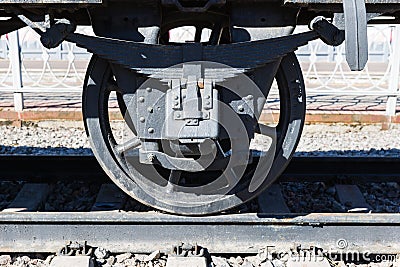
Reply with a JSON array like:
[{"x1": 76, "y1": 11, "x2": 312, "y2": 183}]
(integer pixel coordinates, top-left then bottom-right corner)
[
  {"x1": 148, "y1": 128, "x2": 155, "y2": 134},
  {"x1": 174, "y1": 95, "x2": 179, "y2": 100},
  {"x1": 147, "y1": 107, "x2": 154, "y2": 113},
  {"x1": 147, "y1": 153, "x2": 156, "y2": 162},
  {"x1": 139, "y1": 97, "x2": 145, "y2": 103},
  {"x1": 139, "y1": 117, "x2": 145, "y2": 123},
  {"x1": 238, "y1": 105, "x2": 245, "y2": 112},
  {"x1": 146, "y1": 87, "x2": 152, "y2": 92}
]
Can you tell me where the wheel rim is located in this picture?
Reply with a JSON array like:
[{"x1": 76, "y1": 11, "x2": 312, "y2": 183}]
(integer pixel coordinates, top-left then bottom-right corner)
[{"x1": 83, "y1": 53, "x2": 305, "y2": 215}]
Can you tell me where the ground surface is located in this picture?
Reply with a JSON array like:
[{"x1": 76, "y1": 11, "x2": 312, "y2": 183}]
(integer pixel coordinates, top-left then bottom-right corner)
[{"x1": 1, "y1": 122, "x2": 400, "y2": 157}]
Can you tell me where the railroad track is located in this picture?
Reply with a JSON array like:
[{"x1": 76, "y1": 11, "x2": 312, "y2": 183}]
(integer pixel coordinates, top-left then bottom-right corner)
[
  {"x1": 0, "y1": 155, "x2": 399, "y2": 267},
  {"x1": 1, "y1": 155, "x2": 400, "y2": 182}
]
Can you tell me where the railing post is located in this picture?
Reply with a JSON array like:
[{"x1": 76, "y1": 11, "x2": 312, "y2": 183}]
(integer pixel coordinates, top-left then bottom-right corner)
[
  {"x1": 386, "y1": 25, "x2": 400, "y2": 118},
  {"x1": 9, "y1": 30, "x2": 24, "y2": 112}
]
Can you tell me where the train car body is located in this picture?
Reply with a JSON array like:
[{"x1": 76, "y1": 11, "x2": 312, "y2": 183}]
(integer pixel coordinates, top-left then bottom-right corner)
[{"x1": 1, "y1": 0, "x2": 399, "y2": 214}]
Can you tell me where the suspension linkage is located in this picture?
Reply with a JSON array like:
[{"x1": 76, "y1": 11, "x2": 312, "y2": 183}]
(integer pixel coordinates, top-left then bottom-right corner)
[{"x1": 16, "y1": 15, "x2": 344, "y2": 71}]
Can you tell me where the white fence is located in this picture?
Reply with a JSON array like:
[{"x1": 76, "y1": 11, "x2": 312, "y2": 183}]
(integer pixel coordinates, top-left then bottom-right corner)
[{"x1": 0, "y1": 25, "x2": 399, "y2": 115}]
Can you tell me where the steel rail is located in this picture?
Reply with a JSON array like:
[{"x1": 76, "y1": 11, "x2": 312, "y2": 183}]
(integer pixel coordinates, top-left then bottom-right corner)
[
  {"x1": 0, "y1": 155, "x2": 399, "y2": 182},
  {"x1": 0, "y1": 212, "x2": 399, "y2": 254},
  {"x1": 0, "y1": 156, "x2": 399, "y2": 254}
]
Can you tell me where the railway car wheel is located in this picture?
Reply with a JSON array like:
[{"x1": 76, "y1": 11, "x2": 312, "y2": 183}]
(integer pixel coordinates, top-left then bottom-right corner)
[{"x1": 83, "y1": 52, "x2": 305, "y2": 215}]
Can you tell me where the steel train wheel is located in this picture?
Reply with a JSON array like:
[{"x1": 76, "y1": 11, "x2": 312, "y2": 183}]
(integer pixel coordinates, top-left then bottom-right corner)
[{"x1": 83, "y1": 53, "x2": 305, "y2": 215}]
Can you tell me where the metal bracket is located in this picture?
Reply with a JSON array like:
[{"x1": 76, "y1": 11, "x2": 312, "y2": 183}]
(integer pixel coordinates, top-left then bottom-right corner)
[
  {"x1": 58, "y1": 241, "x2": 93, "y2": 256},
  {"x1": 171, "y1": 79, "x2": 182, "y2": 110},
  {"x1": 203, "y1": 79, "x2": 213, "y2": 110},
  {"x1": 40, "y1": 19, "x2": 76, "y2": 49},
  {"x1": 172, "y1": 243, "x2": 206, "y2": 257},
  {"x1": 165, "y1": 64, "x2": 219, "y2": 140},
  {"x1": 343, "y1": 0, "x2": 368, "y2": 71},
  {"x1": 15, "y1": 11, "x2": 343, "y2": 75},
  {"x1": 173, "y1": 79, "x2": 213, "y2": 122},
  {"x1": 13, "y1": 13, "x2": 75, "y2": 49},
  {"x1": 183, "y1": 75, "x2": 202, "y2": 125},
  {"x1": 310, "y1": 16, "x2": 344, "y2": 47},
  {"x1": 139, "y1": 149, "x2": 222, "y2": 171}
]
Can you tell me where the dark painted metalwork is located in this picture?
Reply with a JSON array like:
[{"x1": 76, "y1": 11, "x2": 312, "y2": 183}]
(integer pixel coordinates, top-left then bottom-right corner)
[
  {"x1": 0, "y1": 0, "x2": 398, "y2": 215},
  {"x1": 1, "y1": 155, "x2": 400, "y2": 183},
  {"x1": 343, "y1": 0, "x2": 368, "y2": 70},
  {"x1": 28, "y1": 17, "x2": 341, "y2": 69},
  {"x1": 81, "y1": 53, "x2": 307, "y2": 214},
  {"x1": 41, "y1": 19, "x2": 76, "y2": 48},
  {"x1": 0, "y1": 16, "x2": 25, "y2": 35},
  {"x1": 0, "y1": 212, "x2": 399, "y2": 253},
  {"x1": 309, "y1": 16, "x2": 344, "y2": 46}
]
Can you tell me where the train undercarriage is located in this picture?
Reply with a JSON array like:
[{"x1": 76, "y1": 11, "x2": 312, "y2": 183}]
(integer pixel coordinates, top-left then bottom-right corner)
[{"x1": 1, "y1": 0, "x2": 400, "y2": 214}]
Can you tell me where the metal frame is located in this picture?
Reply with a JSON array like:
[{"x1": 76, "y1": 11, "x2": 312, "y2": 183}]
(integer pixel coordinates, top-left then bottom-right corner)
[
  {"x1": 1, "y1": 25, "x2": 400, "y2": 115},
  {"x1": 8, "y1": 31, "x2": 23, "y2": 111}
]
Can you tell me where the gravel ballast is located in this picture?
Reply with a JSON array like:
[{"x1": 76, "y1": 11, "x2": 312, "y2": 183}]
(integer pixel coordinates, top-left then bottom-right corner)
[
  {"x1": 0, "y1": 250, "x2": 396, "y2": 267},
  {"x1": 0, "y1": 119, "x2": 399, "y2": 267},
  {"x1": 1, "y1": 122, "x2": 400, "y2": 156},
  {"x1": 0, "y1": 121, "x2": 399, "y2": 214}
]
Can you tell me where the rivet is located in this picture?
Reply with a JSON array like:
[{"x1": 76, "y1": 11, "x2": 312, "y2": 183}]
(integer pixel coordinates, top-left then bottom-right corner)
[
  {"x1": 147, "y1": 107, "x2": 153, "y2": 113},
  {"x1": 206, "y1": 95, "x2": 211, "y2": 99},
  {"x1": 174, "y1": 102, "x2": 179, "y2": 106},
  {"x1": 238, "y1": 105, "x2": 245, "y2": 112},
  {"x1": 174, "y1": 95, "x2": 179, "y2": 100},
  {"x1": 139, "y1": 96, "x2": 145, "y2": 103},
  {"x1": 176, "y1": 114, "x2": 181, "y2": 118},
  {"x1": 139, "y1": 117, "x2": 145, "y2": 123},
  {"x1": 206, "y1": 101, "x2": 211, "y2": 106},
  {"x1": 146, "y1": 87, "x2": 152, "y2": 92},
  {"x1": 148, "y1": 128, "x2": 155, "y2": 134}
]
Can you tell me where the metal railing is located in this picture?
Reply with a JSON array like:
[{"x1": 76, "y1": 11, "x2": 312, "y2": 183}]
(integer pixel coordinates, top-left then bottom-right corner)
[{"x1": 0, "y1": 25, "x2": 399, "y2": 115}]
